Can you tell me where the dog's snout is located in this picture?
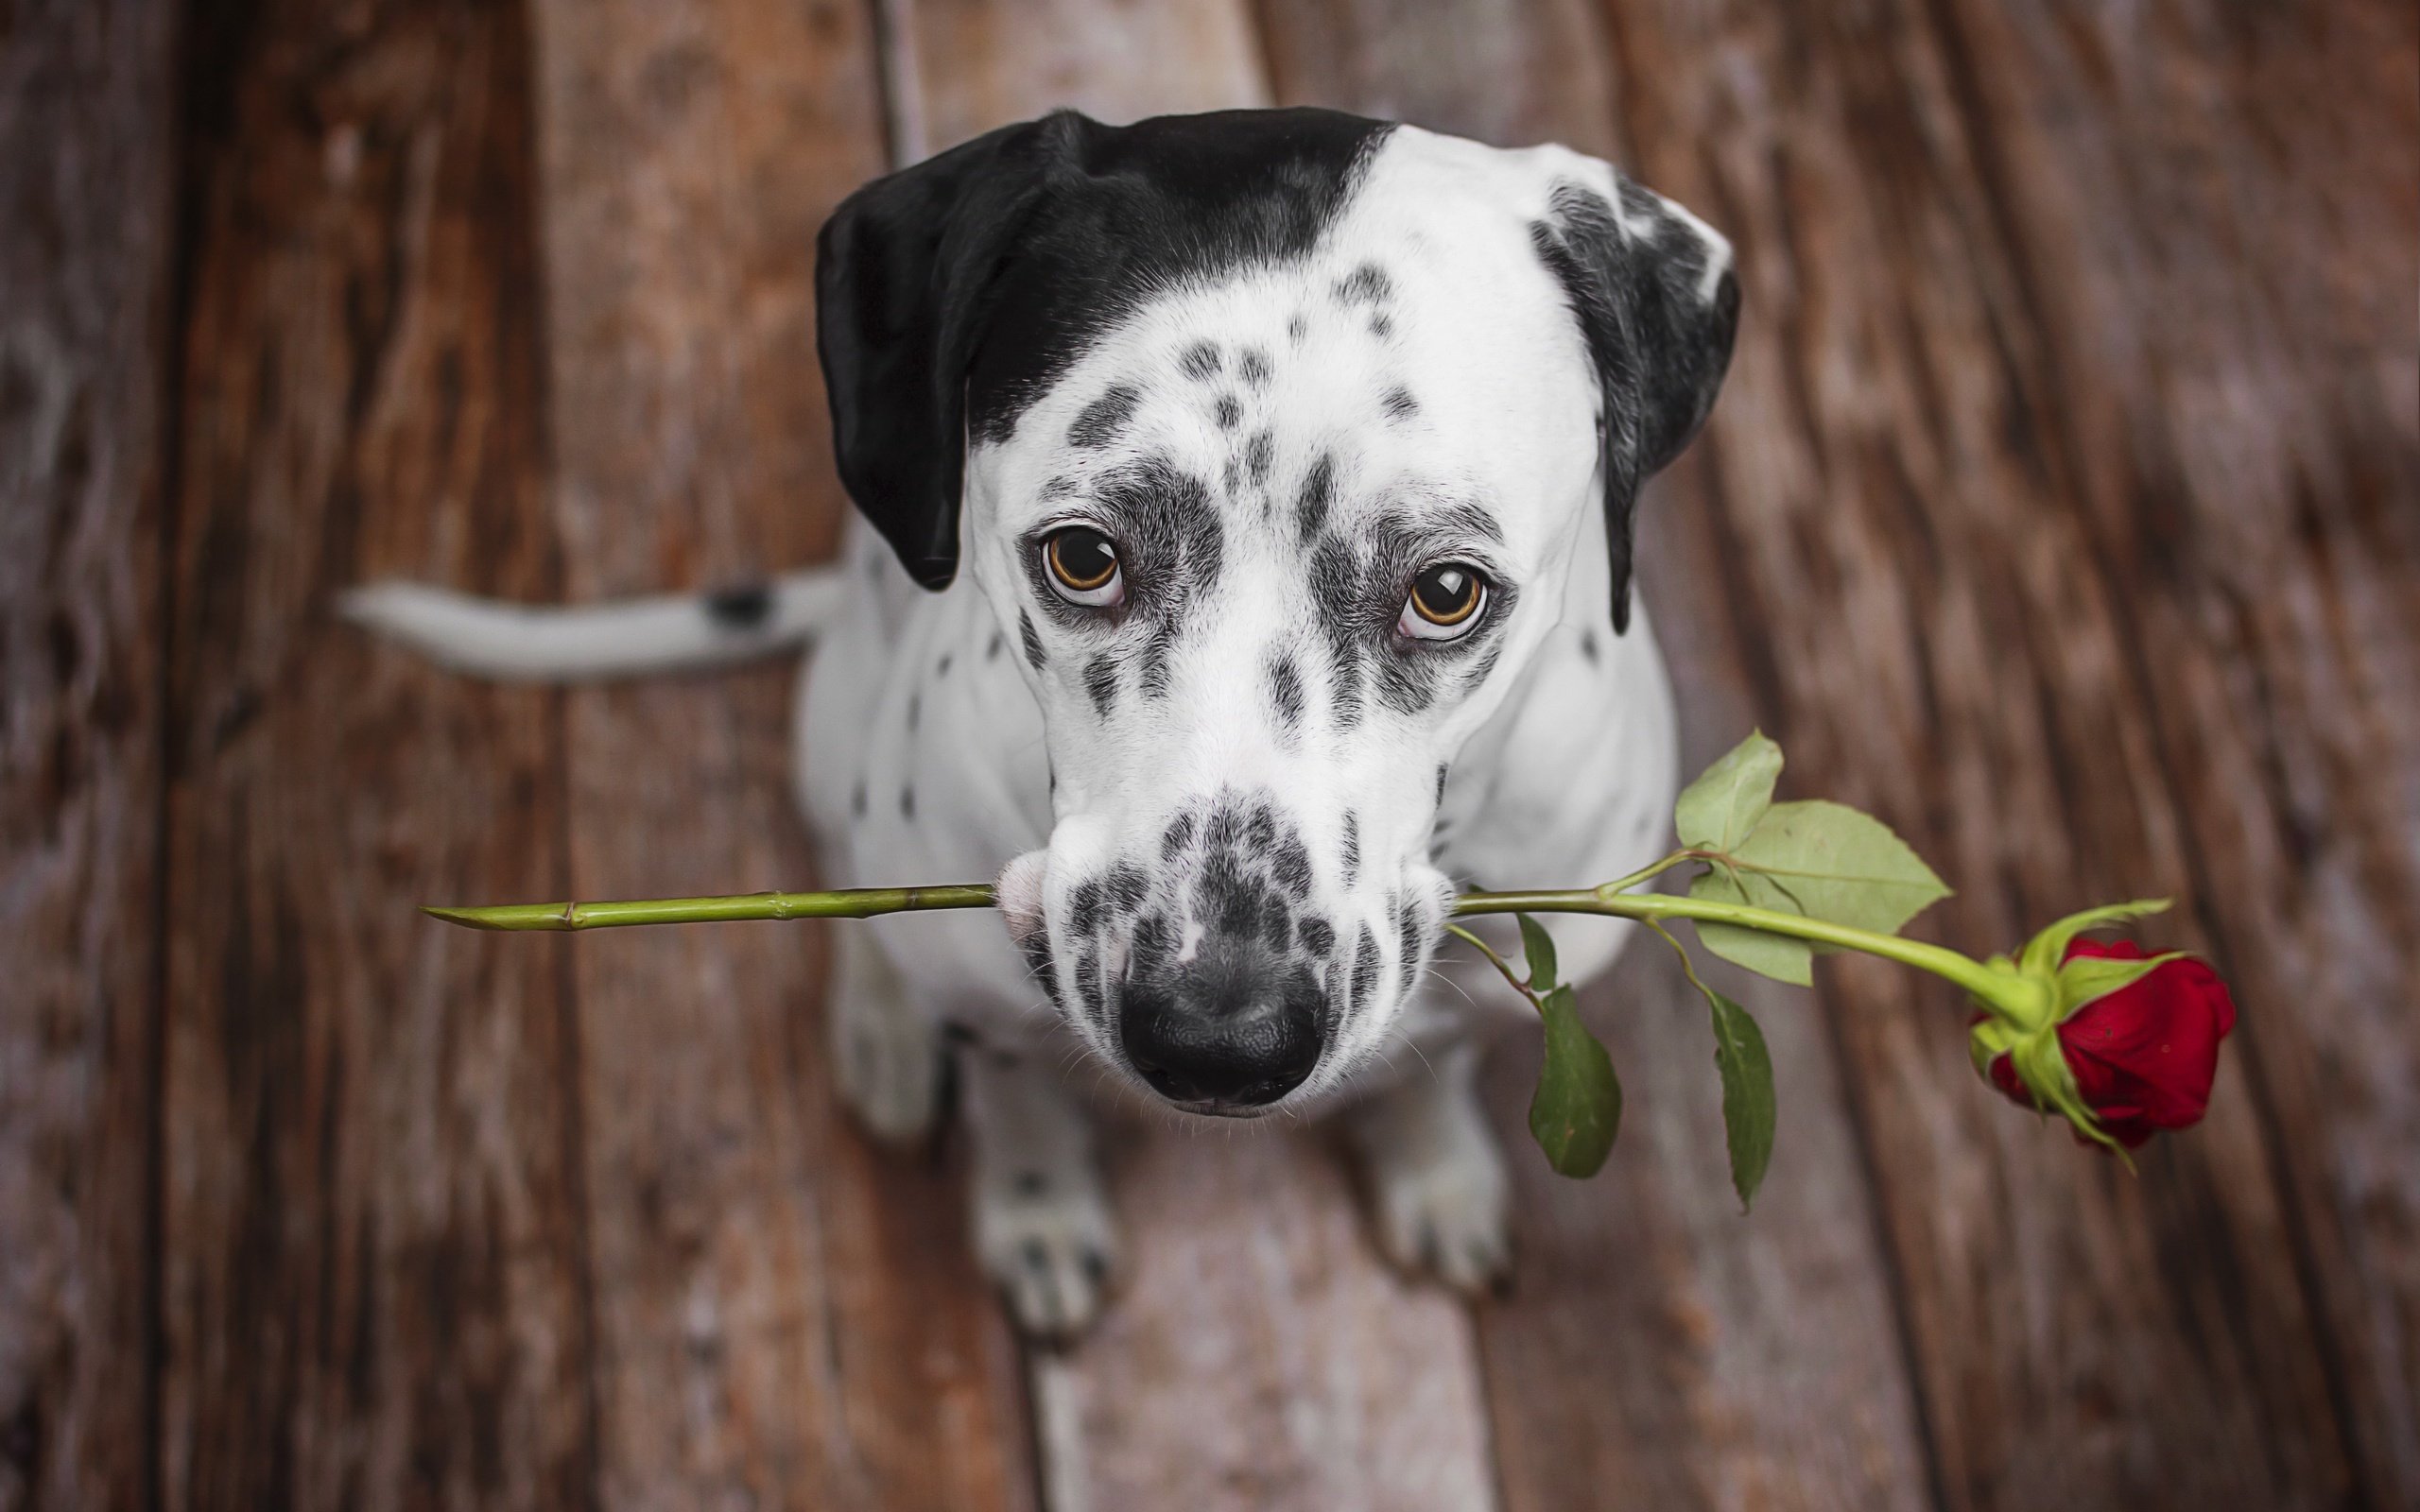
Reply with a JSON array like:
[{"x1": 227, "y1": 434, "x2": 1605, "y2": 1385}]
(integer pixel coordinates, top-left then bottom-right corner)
[{"x1": 1119, "y1": 959, "x2": 1323, "y2": 1108}]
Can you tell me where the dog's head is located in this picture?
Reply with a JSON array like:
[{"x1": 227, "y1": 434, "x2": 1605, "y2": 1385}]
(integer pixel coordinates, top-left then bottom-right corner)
[{"x1": 817, "y1": 110, "x2": 1736, "y2": 1114}]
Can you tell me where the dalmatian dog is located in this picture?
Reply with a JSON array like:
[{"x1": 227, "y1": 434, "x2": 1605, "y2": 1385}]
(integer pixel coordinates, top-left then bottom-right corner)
[{"x1": 345, "y1": 108, "x2": 1737, "y2": 1339}]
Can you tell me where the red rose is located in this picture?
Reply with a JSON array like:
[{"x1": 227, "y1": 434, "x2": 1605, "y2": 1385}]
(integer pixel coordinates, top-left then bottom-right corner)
[{"x1": 1983, "y1": 939, "x2": 2237, "y2": 1148}]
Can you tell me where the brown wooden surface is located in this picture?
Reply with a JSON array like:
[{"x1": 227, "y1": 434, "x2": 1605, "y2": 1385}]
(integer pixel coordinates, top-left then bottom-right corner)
[
  {"x1": 2, "y1": 0, "x2": 2412, "y2": 1506},
  {"x1": 529, "y1": 0, "x2": 1031, "y2": 1506},
  {"x1": 157, "y1": 2, "x2": 595, "y2": 1503},
  {"x1": 0, "y1": 2, "x2": 178, "y2": 1508}
]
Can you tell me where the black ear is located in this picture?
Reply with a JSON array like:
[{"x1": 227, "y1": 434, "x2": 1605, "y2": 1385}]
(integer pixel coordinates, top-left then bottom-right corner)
[
  {"x1": 1530, "y1": 174, "x2": 1740, "y2": 631},
  {"x1": 816, "y1": 120, "x2": 1064, "y2": 590}
]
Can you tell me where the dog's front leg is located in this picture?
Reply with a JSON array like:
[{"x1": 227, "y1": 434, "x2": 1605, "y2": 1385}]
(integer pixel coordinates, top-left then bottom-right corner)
[
  {"x1": 827, "y1": 924, "x2": 943, "y2": 1143},
  {"x1": 1346, "y1": 1039, "x2": 1512, "y2": 1294},
  {"x1": 961, "y1": 1045, "x2": 1119, "y2": 1340}
]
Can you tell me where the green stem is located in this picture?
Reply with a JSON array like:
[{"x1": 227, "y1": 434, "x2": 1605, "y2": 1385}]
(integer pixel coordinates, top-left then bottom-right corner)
[
  {"x1": 1449, "y1": 886, "x2": 2008, "y2": 1003},
  {"x1": 1442, "y1": 922, "x2": 1536, "y2": 1006},
  {"x1": 422, "y1": 884, "x2": 997, "y2": 932},
  {"x1": 421, "y1": 876, "x2": 2009, "y2": 1010}
]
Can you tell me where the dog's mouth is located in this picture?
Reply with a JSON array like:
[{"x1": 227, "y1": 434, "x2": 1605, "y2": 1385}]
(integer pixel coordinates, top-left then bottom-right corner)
[{"x1": 1160, "y1": 1096, "x2": 1276, "y2": 1121}]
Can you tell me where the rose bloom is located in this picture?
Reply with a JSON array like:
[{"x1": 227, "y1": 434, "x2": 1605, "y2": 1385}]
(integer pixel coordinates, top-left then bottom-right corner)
[{"x1": 1985, "y1": 939, "x2": 2238, "y2": 1148}]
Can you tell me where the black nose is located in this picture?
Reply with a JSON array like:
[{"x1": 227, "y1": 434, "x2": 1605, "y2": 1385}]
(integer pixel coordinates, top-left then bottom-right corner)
[{"x1": 1119, "y1": 970, "x2": 1323, "y2": 1108}]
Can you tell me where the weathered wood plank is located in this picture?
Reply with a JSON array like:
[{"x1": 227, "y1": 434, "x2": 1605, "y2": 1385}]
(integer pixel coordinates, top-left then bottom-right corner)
[
  {"x1": 159, "y1": 1, "x2": 595, "y2": 1505},
  {"x1": 892, "y1": 5, "x2": 1500, "y2": 1508},
  {"x1": 1256, "y1": 0, "x2": 1614, "y2": 155},
  {"x1": 1259, "y1": 6, "x2": 1941, "y2": 1508},
  {"x1": 1028, "y1": 1125, "x2": 1495, "y2": 1511},
  {"x1": 892, "y1": 0, "x2": 1267, "y2": 159},
  {"x1": 1920, "y1": 1, "x2": 2420, "y2": 1500},
  {"x1": 1559, "y1": 0, "x2": 2370, "y2": 1505},
  {"x1": 527, "y1": 2, "x2": 1035, "y2": 1506},
  {"x1": 0, "y1": 1, "x2": 177, "y2": 1506}
]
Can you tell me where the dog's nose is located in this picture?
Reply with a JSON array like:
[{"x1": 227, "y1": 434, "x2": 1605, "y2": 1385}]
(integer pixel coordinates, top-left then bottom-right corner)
[{"x1": 1119, "y1": 977, "x2": 1322, "y2": 1108}]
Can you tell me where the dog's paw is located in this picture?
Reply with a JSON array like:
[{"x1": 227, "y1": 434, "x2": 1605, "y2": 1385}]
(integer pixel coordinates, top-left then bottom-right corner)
[
  {"x1": 1352, "y1": 1064, "x2": 1515, "y2": 1295},
  {"x1": 974, "y1": 1169, "x2": 1120, "y2": 1342},
  {"x1": 828, "y1": 933, "x2": 942, "y2": 1144},
  {"x1": 1367, "y1": 1131, "x2": 1513, "y2": 1294}
]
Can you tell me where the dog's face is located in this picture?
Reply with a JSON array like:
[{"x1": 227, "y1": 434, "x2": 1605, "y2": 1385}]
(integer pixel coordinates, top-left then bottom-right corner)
[{"x1": 818, "y1": 111, "x2": 1736, "y2": 1114}]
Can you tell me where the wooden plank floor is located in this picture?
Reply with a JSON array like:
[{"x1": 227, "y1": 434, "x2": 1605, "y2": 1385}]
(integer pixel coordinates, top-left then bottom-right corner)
[{"x1": 3, "y1": 0, "x2": 2412, "y2": 1507}]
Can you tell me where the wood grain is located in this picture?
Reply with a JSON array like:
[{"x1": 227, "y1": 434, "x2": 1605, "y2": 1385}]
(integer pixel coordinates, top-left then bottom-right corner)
[
  {"x1": 1920, "y1": 2, "x2": 2420, "y2": 1500},
  {"x1": 527, "y1": 1, "x2": 1034, "y2": 1506},
  {"x1": 892, "y1": 4, "x2": 1502, "y2": 1506},
  {"x1": 893, "y1": 0, "x2": 1267, "y2": 159},
  {"x1": 0, "y1": 1, "x2": 177, "y2": 1506},
  {"x1": 1567, "y1": 0, "x2": 2381, "y2": 1504},
  {"x1": 158, "y1": 1, "x2": 594, "y2": 1505},
  {"x1": 1030, "y1": 1125, "x2": 1495, "y2": 1512},
  {"x1": 1261, "y1": 6, "x2": 1942, "y2": 1508}
]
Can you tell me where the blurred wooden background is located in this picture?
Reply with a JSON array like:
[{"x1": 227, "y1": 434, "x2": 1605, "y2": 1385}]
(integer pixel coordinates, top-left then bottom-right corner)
[{"x1": 4, "y1": 0, "x2": 2413, "y2": 1507}]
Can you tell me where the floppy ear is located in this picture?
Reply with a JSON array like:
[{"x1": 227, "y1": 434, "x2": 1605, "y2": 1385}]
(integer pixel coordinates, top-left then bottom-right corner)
[
  {"x1": 816, "y1": 121, "x2": 1060, "y2": 590},
  {"x1": 1529, "y1": 170, "x2": 1740, "y2": 631}
]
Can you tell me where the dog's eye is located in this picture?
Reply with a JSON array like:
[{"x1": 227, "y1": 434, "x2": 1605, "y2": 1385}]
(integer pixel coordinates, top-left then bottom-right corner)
[
  {"x1": 1398, "y1": 562, "x2": 1488, "y2": 641},
  {"x1": 1042, "y1": 526, "x2": 1123, "y2": 608}
]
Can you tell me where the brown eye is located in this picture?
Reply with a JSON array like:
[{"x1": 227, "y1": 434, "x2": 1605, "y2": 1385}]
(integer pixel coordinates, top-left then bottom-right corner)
[
  {"x1": 1043, "y1": 525, "x2": 1123, "y2": 606},
  {"x1": 1400, "y1": 562, "x2": 1487, "y2": 640}
]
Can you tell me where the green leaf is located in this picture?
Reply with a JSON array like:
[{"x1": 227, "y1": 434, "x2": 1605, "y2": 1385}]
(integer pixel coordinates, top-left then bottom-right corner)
[
  {"x1": 1688, "y1": 878, "x2": 1815, "y2": 985},
  {"x1": 1675, "y1": 730, "x2": 1784, "y2": 851},
  {"x1": 2017, "y1": 898, "x2": 2173, "y2": 978},
  {"x1": 2054, "y1": 950, "x2": 2188, "y2": 1019},
  {"x1": 1687, "y1": 800, "x2": 1950, "y2": 986},
  {"x1": 1529, "y1": 985, "x2": 1621, "y2": 1177},
  {"x1": 1702, "y1": 988, "x2": 1777, "y2": 1210},
  {"x1": 1516, "y1": 913, "x2": 1559, "y2": 992}
]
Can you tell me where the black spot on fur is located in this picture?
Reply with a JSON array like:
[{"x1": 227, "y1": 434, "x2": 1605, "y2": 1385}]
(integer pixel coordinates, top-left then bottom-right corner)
[
  {"x1": 1162, "y1": 813, "x2": 1197, "y2": 858},
  {"x1": 1296, "y1": 454, "x2": 1334, "y2": 542},
  {"x1": 1084, "y1": 653, "x2": 1118, "y2": 716},
  {"x1": 1246, "y1": 802, "x2": 1277, "y2": 854},
  {"x1": 1273, "y1": 835, "x2": 1312, "y2": 898},
  {"x1": 1395, "y1": 893, "x2": 1426, "y2": 999},
  {"x1": 1019, "y1": 610, "x2": 1046, "y2": 671},
  {"x1": 1106, "y1": 862, "x2": 1148, "y2": 916},
  {"x1": 1298, "y1": 917, "x2": 1335, "y2": 956},
  {"x1": 1245, "y1": 429, "x2": 1274, "y2": 486},
  {"x1": 1215, "y1": 393, "x2": 1242, "y2": 429},
  {"x1": 1288, "y1": 312, "x2": 1309, "y2": 343},
  {"x1": 1070, "y1": 878, "x2": 1107, "y2": 936},
  {"x1": 1180, "y1": 340, "x2": 1222, "y2": 380},
  {"x1": 850, "y1": 780, "x2": 867, "y2": 817},
  {"x1": 704, "y1": 583, "x2": 773, "y2": 627},
  {"x1": 1382, "y1": 386, "x2": 1419, "y2": 421},
  {"x1": 900, "y1": 784, "x2": 916, "y2": 819},
  {"x1": 1349, "y1": 925, "x2": 1381, "y2": 1009},
  {"x1": 1436, "y1": 765, "x2": 1449, "y2": 804},
  {"x1": 987, "y1": 630, "x2": 1006, "y2": 661},
  {"x1": 1015, "y1": 1171, "x2": 1048, "y2": 1196},
  {"x1": 1310, "y1": 537, "x2": 1367, "y2": 728},
  {"x1": 1341, "y1": 812, "x2": 1360, "y2": 886},
  {"x1": 1140, "y1": 632, "x2": 1173, "y2": 698},
  {"x1": 1070, "y1": 384, "x2": 1141, "y2": 448},
  {"x1": 1238, "y1": 348, "x2": 1271, "y2": 387},
  {"x1": 1369, "y1": 311, "x2": 1393, "y2": 339},
  {"x1": 936, "y1": 651, "x2": 953, "y2": 677},
  {"x1": 1132, "y1": 911, "x2": 1175, "y2": 978},
  {"x1": 1336, "y1": 263, "x2": 1392, "y2": 306},
  {"x1": 1268, "y1": 654, "x2": 1305, "y2": 736},
  {"x1": 1580, "y1": 627, "x2": 1600, "y2": 665}
]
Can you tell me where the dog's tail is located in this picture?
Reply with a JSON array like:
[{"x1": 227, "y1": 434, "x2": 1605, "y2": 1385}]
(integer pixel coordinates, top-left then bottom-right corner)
[{"x1": 337, "y1": 568, "x2": 848, "y2": 682}]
